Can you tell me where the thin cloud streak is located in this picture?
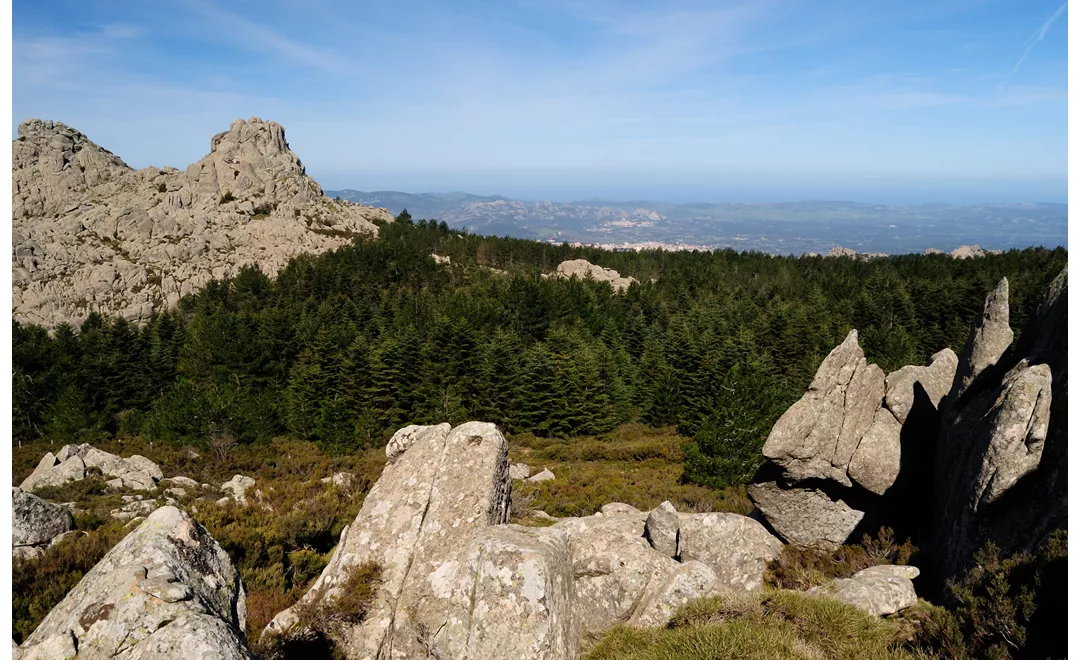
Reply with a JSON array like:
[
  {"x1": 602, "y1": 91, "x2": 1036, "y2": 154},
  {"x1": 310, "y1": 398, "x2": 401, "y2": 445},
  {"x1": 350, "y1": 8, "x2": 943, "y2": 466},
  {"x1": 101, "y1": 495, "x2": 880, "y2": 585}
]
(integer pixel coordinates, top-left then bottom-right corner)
[{"x1": 999, "y1": 1, "x2": 1066, "y2": 89}]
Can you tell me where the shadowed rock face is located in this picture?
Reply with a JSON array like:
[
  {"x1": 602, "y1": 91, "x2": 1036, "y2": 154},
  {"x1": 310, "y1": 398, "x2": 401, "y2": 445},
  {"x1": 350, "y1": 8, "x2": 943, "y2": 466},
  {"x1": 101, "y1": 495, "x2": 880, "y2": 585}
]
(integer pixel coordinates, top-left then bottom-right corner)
[
  {"x1": 931, "y1": 267, "x2": 1067, "y2": 584},
  {"x1": 17, "y1": 506, "x2": 251, "y2": 660},
  {"x1": 12, "y1": 117, "x2": 393, "y2": 327}
]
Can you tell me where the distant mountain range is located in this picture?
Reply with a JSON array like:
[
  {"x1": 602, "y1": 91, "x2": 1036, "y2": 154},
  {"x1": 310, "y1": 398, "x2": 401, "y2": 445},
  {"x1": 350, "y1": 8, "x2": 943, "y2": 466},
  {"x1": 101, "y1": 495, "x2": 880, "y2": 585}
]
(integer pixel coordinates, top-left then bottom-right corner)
[{"x1": 326, "y1": 189, "x2": 1067, "y2": 255}]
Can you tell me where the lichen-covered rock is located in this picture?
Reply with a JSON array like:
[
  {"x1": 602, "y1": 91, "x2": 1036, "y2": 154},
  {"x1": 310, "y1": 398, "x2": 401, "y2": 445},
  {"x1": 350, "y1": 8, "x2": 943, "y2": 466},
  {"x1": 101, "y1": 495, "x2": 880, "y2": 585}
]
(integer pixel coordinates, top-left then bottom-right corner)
[
  {"x1": 846, "y1": 407, "x2": 903, "y2": 496},
  {"x1": 884, "y1": 348, "x2": 959, "y2": 424},
  {"x1": 747, "y1": 483, "x2": 864, "y2": 548},
  {"x1": 265, "y1": 422, "x2": 512, "y2": 660},
  {"x1": 552, "y1": 513, "x2": 677, "y2": 635},
  {"x1": 629, "y1": 560, "x2": 717, "y2": 628},
  {"x1": 761, "y1": 330, "x2": 885, "y2": 486},
  {"x1": 675, "y1": 512, "x2": 781, "y2": 592},
  {"x1": 17, "y1": 506, "x2": 250, "y2": 659},
  {"x1": 20, "y1": 446, "x2": 162, "y2": 493},
  {"x1": 509, "y1": 463, "x2": 531, "y2": 480},
  {"x1": 808, "y1": 564, "x2": 920, "y2": 616},
  {"x1": 644, "y1": 501, "x2": 679, "y2": 558},
  {"x1": 12, "y1": 118, "x2": 393, "y2": 328},
  {"x1": 12, "y1": 488, "x2": 74, "y2": 557},
  {"x1": 398, "y1": 525, "x2": 578, "y2": 660},
  {"x1": 319, "y1": 472, "x2": 355, "y2": 488}
]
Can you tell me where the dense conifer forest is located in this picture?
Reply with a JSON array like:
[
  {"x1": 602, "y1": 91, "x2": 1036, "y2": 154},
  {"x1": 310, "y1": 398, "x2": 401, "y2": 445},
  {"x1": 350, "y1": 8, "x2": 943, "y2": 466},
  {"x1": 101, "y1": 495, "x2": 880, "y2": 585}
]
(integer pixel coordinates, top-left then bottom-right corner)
[{"x1": 12, "y1": 216, "x2": 1066, "y2": 488}]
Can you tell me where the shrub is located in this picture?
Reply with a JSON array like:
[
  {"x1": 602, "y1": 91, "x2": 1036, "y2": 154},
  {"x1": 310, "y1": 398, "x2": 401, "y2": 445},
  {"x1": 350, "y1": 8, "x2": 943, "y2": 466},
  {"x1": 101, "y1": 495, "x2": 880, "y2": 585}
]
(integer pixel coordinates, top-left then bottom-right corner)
[
  {"x1": 946, "y1": 530, "x2": 1066, "y2": 660},
  {"x1": 255, "y1": 561, "x2": 382, "y2": 659},
  {"x1": 157, "y1": 182, "x2": 167, "y2": 193},
  {"x1": 765, "y1": 527, "x2": 917, "y2": 591},
  {"x1": 219, "y1": 191, "x2": 235, "y2": 204}
]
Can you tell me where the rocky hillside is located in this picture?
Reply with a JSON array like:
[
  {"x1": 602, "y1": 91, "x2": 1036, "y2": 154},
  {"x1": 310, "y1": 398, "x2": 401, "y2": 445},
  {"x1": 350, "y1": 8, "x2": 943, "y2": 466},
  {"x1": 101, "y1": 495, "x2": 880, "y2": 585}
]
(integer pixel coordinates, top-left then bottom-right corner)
[{"x1": 12, "y1": 117, "x2": 393, "y2": 327}]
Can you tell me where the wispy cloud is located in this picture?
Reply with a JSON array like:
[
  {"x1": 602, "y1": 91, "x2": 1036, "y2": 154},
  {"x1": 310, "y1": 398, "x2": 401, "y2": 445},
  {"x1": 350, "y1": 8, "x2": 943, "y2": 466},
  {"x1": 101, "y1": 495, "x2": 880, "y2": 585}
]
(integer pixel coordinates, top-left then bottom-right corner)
[
  {"x1": 182, "y1": 0, "x2": 348, "y2": 74},
  {"x1": 999, "y1": 1, "x2": 1067, "y2": 88}
]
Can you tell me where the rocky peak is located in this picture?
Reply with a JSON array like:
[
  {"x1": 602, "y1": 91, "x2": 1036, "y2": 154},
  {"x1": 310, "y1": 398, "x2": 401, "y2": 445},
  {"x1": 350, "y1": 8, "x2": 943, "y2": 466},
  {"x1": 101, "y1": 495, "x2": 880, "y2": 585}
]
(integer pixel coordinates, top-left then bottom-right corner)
[{"x1": 12, "y1": 117, "x2": 394, "y2": 328}]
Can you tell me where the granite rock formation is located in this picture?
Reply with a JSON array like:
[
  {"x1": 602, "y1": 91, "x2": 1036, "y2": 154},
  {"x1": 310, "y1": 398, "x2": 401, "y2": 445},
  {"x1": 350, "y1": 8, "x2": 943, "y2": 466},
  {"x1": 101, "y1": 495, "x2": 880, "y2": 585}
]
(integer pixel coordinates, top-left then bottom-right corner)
[{"x1": 12, "y1": 117, "x2": 393, "y2": 327}]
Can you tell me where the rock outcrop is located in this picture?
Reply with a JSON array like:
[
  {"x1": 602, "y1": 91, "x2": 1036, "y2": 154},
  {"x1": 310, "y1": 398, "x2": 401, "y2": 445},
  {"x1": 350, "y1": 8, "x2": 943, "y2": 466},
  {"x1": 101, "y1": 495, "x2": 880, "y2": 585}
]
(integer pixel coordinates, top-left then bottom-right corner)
[
  {"x1": 13, "y1": 117, "x2": 393, "y2": 327},
  {"x1": 20, "y1": 444, "x2": 163, "y2": 493},
  {"x1": 17, "y1": 506, "x2": 250, "y2": 659},
  {"x1": 808, "y1": 564, "x2": 920, "y2": 616},
  {"x1": 12, "y1": 487, "x2": 75, "y2": 559},
  {"x1": 930, "y1": 268, "x2": 1067, "y2": 583},
  {"x1": 264, "y1": 421, "x2": 782, "y2": 658},
  {"x1": 543, "y1": 259, "x2": 638, "y2": 293},
  {"x1": 750, "y1": 330, "x2": 958, "y2": 546}
]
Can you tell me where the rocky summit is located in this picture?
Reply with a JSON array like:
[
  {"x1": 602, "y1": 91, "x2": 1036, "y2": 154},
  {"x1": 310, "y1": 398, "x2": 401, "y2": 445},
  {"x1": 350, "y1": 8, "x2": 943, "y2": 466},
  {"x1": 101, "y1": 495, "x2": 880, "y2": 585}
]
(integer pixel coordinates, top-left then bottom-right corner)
[{"x1": 12, "y1": 117, "x2": 393, "y2": 327}]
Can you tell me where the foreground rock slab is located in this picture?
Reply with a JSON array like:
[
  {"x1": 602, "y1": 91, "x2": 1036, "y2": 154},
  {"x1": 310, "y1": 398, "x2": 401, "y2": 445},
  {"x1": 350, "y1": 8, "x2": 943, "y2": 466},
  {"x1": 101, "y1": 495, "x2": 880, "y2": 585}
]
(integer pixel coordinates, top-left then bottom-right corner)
[
  {"x1": 747, "y1": 482, "x2": 864, "y2": 549},
  {"x1": 17, "y1": 506, "x2": 250, "y2": 659}
]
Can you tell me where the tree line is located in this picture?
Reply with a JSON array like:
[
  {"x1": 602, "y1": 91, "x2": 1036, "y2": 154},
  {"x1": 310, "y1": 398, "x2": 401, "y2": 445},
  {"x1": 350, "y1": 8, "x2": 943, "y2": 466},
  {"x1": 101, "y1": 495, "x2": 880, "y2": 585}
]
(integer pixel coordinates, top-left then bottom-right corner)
[{"x1": 12, "y1": 215, "x2": 1066, "y2": 488}]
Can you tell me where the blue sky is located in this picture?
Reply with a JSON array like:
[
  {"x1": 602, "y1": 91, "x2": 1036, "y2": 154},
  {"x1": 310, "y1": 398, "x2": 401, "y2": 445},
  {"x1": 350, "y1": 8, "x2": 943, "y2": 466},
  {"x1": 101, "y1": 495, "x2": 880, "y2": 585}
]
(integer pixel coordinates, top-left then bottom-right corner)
[{"x1": 12, "y1": 0, "x2": 1068, "y2": 203}]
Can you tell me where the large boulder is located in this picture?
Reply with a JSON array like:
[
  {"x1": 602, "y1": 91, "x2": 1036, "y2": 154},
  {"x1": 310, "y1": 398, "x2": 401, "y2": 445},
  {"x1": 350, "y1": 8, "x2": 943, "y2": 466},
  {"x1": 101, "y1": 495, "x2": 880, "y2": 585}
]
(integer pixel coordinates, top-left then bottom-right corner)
[
  {"x1": 12, "y1": 488, "x2": 75, "y2": 558},
  {"x1": 551, "y1": 514, "x2": 678, "y2": 635},
  {"x1": 265, "y1": 421, "x2": 512, "y2": 659},
  {"x1": 17, "y1": 506, "x2": 250, "y2": 659},
  {"x1": 761, "y1": 330, "x2": 885, "y2": 487},
  {"x1": 676, "y1": 512, "x2": 782, "y2": 592},
  {"x1": 747, "y1": 483, "x2": 864, "y2": 549},
  {"x1": 808, "y1": 564, "x2": 920, "y2": 617}
]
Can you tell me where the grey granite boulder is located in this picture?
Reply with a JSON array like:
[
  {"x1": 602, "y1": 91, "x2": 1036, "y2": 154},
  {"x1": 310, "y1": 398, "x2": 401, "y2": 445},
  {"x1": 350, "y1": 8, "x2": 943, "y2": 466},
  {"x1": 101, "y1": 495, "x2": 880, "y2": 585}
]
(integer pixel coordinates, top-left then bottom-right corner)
[
  {"x1": 676, "y1": 512, "x2": 782, "y2": 592},
  {"x1": 509, "y1": 463, "x2": 531, "y2": 480},
  {"x1": 12, "y1": 488, "x2": 74, "y2": 558},
  {"x1": 761, "y1": 330, "x2": 885, "y2": 486},
  {"x1": 220, "y1": 475, "x2": 256, "y2": 504},
  {"x1": 17, "y1": 506, "x2": 250, "y2": 659},
  {"x1": 629, "y1": 560, "x2": 718, "y2": 628},
  {"x1": 265, "y1": 421, "x2": 512, "y2": 660},
  {"x1": 808, "y1": 564, "x2": 920, "y2": 616},
  {"x1": 644, "y1": 501, "x2": 679, "y2": 558}
]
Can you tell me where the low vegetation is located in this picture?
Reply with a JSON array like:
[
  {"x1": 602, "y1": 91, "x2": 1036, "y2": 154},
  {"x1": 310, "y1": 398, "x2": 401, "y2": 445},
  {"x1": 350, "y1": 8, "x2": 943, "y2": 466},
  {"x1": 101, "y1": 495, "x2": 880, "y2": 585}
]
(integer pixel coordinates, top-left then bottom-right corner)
[
  {"x1": 585, "y1": 589, "x2": 918, "y2": 660},
  {"x1": 254, "y1": 561, "x2": 382, "y2": 660},
  {"x1": 766, "y1": 527, "x2": 918, "y2": 591}
]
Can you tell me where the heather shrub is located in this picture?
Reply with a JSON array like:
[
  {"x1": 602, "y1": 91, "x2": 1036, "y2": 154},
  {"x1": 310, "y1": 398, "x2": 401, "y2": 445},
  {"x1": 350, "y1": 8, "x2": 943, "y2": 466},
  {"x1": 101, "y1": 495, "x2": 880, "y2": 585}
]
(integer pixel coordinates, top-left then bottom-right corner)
[{"x1": 765, "y1": 527, "x2": 917, "y2": 591}]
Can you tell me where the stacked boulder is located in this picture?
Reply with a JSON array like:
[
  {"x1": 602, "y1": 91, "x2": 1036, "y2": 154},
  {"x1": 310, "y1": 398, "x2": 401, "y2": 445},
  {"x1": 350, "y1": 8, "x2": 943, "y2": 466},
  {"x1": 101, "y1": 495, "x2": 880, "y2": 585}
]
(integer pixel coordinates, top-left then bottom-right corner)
[
  {"x1": 748, "y1": 329, "x2": 957, "y2": 548},
  {"x1": 16, "y1": 506, "x2": 251, "y2": 659},
  {"x1": 263, "y1": 423, "x2": 783, "y2": 659},
  {"x1": 20, "y1": 444, "x2": 164, "y2": 493}
]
